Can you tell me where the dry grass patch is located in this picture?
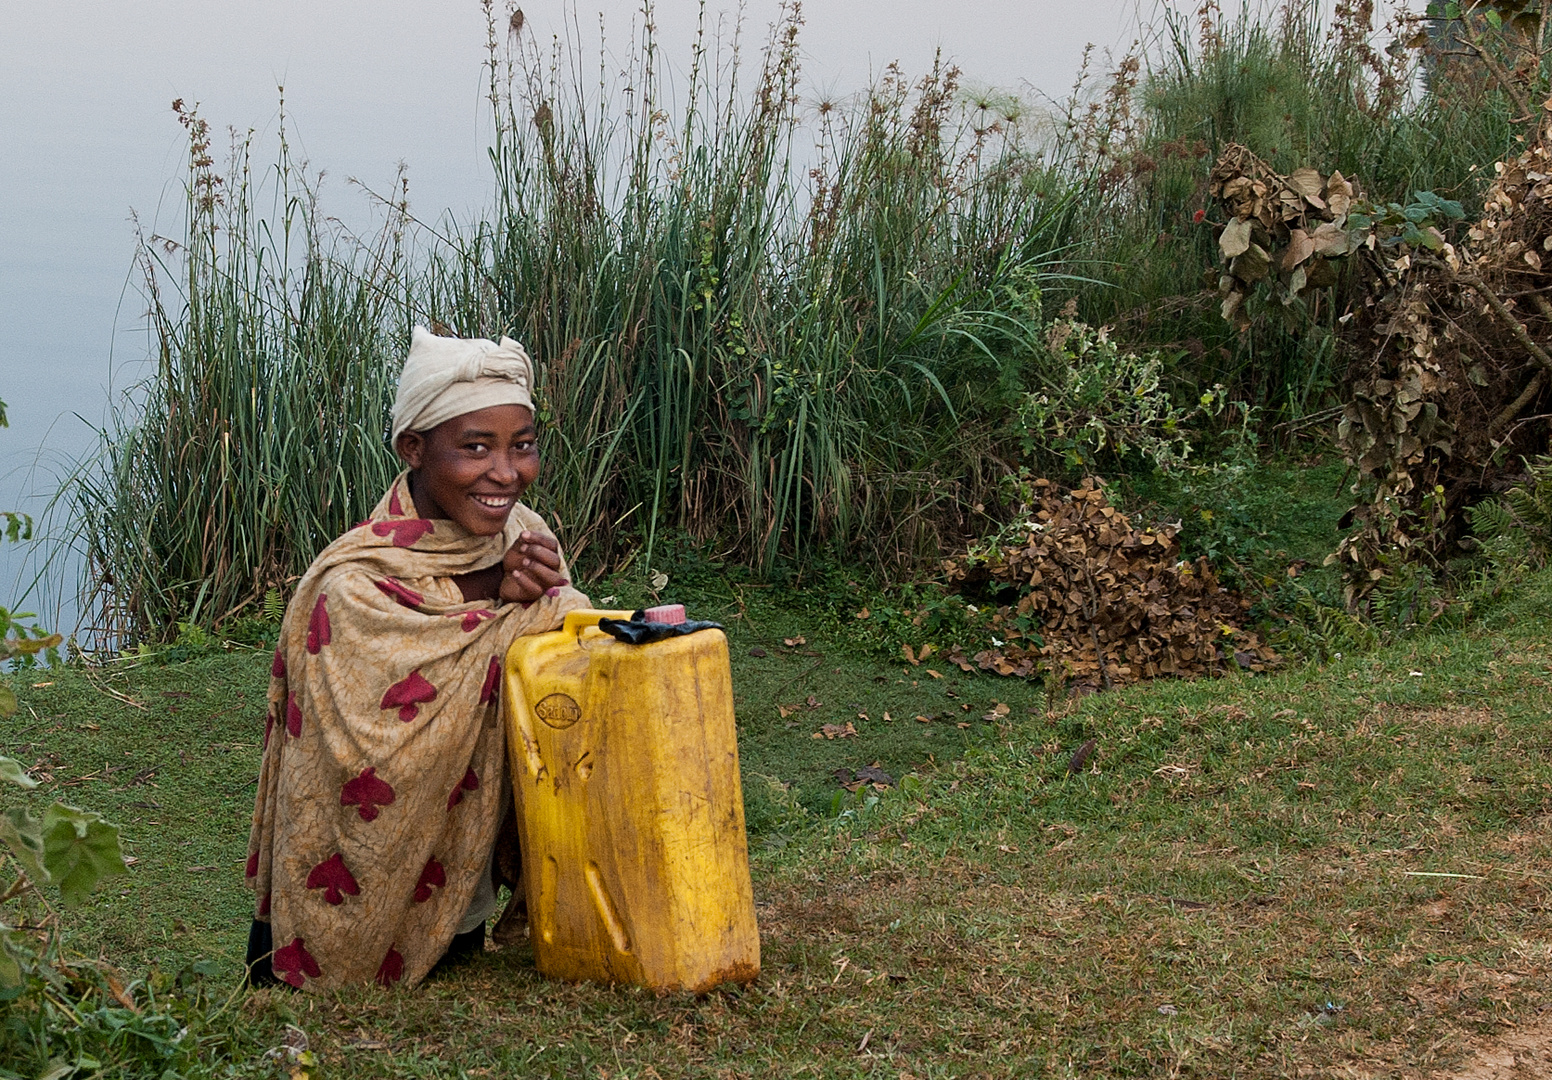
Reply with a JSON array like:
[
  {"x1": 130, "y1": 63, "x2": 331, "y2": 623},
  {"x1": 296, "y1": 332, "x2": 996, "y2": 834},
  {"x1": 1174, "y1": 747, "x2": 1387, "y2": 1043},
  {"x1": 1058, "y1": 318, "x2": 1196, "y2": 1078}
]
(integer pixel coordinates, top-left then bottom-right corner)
[{"x1": 7, "y1": 572, "x2": 1552, "y2": 1076}]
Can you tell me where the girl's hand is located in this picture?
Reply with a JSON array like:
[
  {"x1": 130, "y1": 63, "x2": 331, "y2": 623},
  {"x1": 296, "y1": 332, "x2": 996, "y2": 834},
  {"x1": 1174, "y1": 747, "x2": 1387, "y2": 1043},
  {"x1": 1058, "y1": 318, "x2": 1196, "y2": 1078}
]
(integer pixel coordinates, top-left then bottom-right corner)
[{"x1": 500, "y1": 530, "x2": 568, "y2": 605}]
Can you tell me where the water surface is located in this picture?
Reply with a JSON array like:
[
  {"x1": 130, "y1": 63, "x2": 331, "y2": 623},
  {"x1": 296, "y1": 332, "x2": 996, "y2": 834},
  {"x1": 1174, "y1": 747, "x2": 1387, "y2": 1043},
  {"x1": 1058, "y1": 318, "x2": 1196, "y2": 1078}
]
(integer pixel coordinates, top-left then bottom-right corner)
[{"x1": 1, "y1": 0, "x2": 1136, "y2": 624}]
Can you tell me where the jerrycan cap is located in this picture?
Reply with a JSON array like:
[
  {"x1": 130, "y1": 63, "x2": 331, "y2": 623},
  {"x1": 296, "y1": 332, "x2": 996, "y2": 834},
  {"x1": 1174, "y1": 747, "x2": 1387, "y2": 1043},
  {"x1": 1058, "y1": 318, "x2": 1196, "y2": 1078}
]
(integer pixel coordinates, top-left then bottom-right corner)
[{"x1": 642, "y1": 603, "x2": 686, "y2": 625}]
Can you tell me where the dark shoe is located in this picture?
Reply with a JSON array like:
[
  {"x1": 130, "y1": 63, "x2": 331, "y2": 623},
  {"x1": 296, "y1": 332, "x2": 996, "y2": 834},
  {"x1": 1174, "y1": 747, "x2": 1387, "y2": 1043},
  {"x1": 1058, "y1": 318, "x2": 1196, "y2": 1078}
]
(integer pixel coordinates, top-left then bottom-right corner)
[
  {"x1": 431, "y1": 926, "x2": 486, "y2": 974},
  {"x1": 244, "y1": 919, "x2": 281, "y2": 989}
]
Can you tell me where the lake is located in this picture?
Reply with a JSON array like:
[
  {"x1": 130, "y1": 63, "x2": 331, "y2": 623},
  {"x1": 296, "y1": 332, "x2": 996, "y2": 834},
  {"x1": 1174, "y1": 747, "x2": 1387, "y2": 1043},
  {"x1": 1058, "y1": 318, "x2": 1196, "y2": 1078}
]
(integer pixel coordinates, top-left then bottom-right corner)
[{"x1": 0, "y1": 0, "x2": 1140, "y2": 628}]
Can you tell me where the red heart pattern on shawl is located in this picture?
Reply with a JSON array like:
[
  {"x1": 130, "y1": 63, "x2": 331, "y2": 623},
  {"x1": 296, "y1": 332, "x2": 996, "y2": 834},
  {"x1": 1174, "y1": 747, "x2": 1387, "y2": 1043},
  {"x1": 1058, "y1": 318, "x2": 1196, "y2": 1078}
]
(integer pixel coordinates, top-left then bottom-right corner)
[
  {"x1": 446, "y1": 767, "x2": 481, "y2": 811},
  {"x1": 306, "y1": 853, "x2": 360, "y2": 906},
  {"x1": 273, "y1": 937, "x2": 321, "y2": 988},
  {"x1": 380, "y1": 670, "x2": 437, "y2": 722},
  {"x1": 340, "y1": 767, "x2": 396, "y2": 822}
]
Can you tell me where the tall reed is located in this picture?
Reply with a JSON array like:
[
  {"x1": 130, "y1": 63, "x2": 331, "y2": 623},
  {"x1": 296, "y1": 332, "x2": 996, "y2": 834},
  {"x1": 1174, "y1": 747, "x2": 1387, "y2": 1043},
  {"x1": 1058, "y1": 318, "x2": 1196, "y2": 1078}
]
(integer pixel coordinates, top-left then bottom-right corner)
[
  {"x1": 71, "y1": 6, "x2": 1074, "y2": 643},
  {"x1": 427, "y1": 4, "x2": 1074, "y2": 572},
  {"x1": 1062, "y1": 0, "x2": 1518, "y2": 422},
  {"x1": 70, "y1": 104, "x2": 410, "y2": 643}
]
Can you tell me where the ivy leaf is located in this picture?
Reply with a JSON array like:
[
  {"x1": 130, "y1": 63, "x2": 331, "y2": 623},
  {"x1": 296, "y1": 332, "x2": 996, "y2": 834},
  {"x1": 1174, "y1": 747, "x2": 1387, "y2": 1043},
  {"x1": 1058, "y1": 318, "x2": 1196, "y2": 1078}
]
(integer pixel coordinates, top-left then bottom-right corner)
[
  {"x1": 0, "y1": 754, "x2": 36, "y2": 789},
  {"x1": 39, "y1": 804, "x2": 128, "y2": 908},
  {"x1": 1485, "y1": 8, "x2": 1502, "y2": 29},
  {"x1": 1413, "y1": 191, "x2": 1465, "y2": 221},
  {"x1": 0, "y1": 924, "x2": 33, "y2": 993},
  {"x1": 0, "y1": 806, "x2": 47, "y2": 886},
  {"x1": 8, "y1": 634, "x2": 62, "y2": 656},
  {"x1": 0, "y1": 933, "x2": 25, "y2": 990}
]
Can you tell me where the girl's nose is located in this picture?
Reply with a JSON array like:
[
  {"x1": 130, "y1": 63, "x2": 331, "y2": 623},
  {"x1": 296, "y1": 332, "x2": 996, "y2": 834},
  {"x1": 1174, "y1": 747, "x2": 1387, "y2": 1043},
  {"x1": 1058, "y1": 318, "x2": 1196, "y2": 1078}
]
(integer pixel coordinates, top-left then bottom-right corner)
[{"x1": 488, "y1": 451, "x2": 519, "y2": 484}]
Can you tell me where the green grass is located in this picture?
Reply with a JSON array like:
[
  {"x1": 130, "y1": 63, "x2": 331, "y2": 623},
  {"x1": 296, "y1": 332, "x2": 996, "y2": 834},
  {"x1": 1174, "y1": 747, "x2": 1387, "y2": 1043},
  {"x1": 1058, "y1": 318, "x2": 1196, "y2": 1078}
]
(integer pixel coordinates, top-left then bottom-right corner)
[
  {"x1": 70, "y1": 9, "x2": 1079, "y2": 645},
  {"x1": 1120, "y1": 454, "x2": 1350, "y2": 598},
  {"x1": 6, "y1": 568, "x2": 1552, "y2": 1076}
]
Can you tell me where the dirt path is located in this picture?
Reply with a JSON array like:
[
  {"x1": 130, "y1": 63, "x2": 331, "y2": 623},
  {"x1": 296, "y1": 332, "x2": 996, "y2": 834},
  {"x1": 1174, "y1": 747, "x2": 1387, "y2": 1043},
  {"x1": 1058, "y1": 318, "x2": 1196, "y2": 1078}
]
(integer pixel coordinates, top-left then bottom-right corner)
[{"x1": 1443, "y1": 1014, "x2": 1552, "y2": 1079}]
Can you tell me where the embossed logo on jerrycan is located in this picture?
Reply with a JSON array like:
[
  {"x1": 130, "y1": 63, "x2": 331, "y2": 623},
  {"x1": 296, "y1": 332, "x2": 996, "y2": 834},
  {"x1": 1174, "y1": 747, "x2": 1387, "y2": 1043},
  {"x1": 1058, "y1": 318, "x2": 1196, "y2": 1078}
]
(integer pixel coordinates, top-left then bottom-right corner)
[{"x1": 502, "y1": 609, "x2": 760, "y2": 992}]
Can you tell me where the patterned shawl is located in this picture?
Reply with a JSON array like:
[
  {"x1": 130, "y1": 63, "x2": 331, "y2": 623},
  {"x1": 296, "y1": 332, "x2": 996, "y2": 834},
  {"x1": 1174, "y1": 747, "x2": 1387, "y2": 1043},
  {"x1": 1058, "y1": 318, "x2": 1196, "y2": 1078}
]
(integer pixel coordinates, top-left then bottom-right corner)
[{"x1": 244, "y1": 471, "x2": 589, "y2": 990}]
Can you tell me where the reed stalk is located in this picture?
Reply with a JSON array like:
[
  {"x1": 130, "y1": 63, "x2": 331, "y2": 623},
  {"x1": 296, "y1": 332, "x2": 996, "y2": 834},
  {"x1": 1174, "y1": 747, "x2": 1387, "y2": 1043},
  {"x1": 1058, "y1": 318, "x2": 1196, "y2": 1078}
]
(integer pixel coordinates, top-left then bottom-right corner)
[{"x1": 69, "y1": 5, "x2": 1071, "y2": 643}]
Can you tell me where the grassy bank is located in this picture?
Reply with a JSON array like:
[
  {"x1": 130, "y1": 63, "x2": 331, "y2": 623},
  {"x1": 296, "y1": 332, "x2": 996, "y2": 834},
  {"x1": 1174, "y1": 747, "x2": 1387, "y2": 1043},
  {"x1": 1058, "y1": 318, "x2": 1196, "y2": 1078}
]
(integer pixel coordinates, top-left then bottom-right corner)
[
  {"x1": 71, "y1": 8, "x2": 1071, "y2": 644},
  {"x1": 72, "y1": 1, "x2": 1538, "y2": 647},
  {"x1": 5, "y1": 563, "x2": 1552, "y2": 1076}
]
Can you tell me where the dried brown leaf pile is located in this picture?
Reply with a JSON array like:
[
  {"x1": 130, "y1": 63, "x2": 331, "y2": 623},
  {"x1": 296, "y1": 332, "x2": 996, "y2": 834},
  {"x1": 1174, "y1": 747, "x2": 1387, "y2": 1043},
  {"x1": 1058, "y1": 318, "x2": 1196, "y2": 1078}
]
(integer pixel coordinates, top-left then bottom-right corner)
[
  {"x1": 1209, "y1": 144, "x2": 1361, "y2": 329},
  {"x1": 941, "y1": 478, "x2": 1277, "y2": 693},
  {"x1": 1206, "y1": 135, "x2": 1552, "y2": 607}
]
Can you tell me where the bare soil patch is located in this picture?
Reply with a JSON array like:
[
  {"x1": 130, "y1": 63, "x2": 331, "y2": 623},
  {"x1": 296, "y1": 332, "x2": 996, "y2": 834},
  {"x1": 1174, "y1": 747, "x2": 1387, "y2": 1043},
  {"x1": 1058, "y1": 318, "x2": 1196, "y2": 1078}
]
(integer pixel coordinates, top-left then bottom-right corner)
[{"x1": 1443, "y1": 1012, "x2": 1552, "y2": 1079}]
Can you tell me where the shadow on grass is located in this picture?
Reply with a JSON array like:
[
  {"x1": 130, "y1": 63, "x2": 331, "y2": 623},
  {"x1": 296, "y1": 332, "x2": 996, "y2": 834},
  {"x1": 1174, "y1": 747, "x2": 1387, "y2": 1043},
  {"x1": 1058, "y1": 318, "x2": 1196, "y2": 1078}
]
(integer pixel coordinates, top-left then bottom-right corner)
[{"x1": 5, "y1": 569, "x2": 1552, "y2": 1076}]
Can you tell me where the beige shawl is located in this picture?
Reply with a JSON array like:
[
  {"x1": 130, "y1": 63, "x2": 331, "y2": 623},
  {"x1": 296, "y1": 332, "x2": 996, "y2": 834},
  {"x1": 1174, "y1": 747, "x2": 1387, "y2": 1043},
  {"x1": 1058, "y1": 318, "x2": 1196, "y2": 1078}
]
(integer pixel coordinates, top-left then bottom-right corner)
[{"x1": 244, "y1": 471, "x2": 588, "y2": 990}]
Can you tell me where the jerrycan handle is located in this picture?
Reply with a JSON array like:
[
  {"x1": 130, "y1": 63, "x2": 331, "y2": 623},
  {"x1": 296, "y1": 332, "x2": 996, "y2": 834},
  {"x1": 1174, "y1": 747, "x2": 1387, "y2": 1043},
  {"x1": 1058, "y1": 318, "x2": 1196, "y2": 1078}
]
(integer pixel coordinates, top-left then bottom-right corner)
[{"x1": 563, "y1": 609, "x2": 637, "y2": 639}]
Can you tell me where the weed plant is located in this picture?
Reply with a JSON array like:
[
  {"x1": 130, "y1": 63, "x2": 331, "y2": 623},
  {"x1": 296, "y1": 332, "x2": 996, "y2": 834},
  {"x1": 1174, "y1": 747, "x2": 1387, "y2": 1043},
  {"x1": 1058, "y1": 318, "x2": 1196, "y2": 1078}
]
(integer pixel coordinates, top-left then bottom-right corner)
[
  {"x1": 1065, "y1": 1, "x2": 1519, "y2": 422},
  {"x1": 68, "y1": 6, "x2": 1081, "y2": 644}
]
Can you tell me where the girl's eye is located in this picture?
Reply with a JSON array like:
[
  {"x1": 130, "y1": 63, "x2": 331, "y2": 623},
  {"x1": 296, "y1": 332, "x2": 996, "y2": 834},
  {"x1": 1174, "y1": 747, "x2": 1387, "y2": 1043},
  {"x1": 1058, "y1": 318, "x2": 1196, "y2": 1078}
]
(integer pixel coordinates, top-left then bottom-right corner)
[{"x1": 466, "y1": 442, "x2": 490, "y2": 453}]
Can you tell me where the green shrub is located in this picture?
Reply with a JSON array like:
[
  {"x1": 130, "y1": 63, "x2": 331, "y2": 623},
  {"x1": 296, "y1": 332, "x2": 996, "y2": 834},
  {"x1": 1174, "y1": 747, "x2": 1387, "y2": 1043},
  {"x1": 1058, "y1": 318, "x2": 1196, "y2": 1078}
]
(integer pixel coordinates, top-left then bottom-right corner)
[
  {"x1": 70, "y1": 11, "x2": 1083, "y2": 644},
  {"x1": 1064, "y1": 0, "x2": 1517, "y2": 420},
  {"x1": 66, "y1": 1, "x2": 1536, "y2": 646},
  {"x1": 1015, "y1": 317, "x2": 1224, "y2": 475}
]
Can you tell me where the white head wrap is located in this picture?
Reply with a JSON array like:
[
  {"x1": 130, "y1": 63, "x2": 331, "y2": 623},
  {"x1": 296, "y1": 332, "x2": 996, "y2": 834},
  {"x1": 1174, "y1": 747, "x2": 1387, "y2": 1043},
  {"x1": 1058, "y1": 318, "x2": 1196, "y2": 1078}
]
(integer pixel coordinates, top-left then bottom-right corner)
[{"x1": 391, "y1": 325, "x2": 535, "y2": 443}]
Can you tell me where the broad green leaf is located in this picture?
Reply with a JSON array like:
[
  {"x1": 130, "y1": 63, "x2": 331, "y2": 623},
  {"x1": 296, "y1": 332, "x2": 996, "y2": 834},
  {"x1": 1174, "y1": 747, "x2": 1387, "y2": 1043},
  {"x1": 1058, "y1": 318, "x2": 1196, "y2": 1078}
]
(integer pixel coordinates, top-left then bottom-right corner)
[
  {"x1": 0, "y1": 686, "x2": 16, "y2": 719},
  {"x1": 0, "y1": 931, "x2": 26, "y2": 990},
  {"x1": 39, "y1": 804, "x2": 128, "y2": 907},
  {"x1": 0, "y1": 754, "x2": 36, "y2": 788},
  {"x1": 0, "y1": 806, "x2": 47, "y2": 885},
  {"x1": 1485, "y1": 8, "x2": 1502, "y2": 28},
  {"x1": 8, "y1": 633, "x2": 63, "y2": 655}
]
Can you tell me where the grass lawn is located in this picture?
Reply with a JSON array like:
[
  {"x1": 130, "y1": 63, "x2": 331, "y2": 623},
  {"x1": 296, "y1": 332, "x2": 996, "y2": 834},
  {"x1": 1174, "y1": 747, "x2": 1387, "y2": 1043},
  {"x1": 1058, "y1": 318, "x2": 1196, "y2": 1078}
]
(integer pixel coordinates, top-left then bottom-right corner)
[{"x1": 5, "y1": 563, "x2": 1552, "y2": 1077}]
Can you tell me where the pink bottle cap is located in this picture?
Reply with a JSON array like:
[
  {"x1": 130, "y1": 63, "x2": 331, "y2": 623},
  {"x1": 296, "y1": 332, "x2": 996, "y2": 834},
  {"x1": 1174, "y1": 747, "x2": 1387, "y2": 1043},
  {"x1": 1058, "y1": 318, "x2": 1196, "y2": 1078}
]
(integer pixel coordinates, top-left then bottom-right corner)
[{"x1": 643, "y1": 604, "x2": 686, "y2": 625}]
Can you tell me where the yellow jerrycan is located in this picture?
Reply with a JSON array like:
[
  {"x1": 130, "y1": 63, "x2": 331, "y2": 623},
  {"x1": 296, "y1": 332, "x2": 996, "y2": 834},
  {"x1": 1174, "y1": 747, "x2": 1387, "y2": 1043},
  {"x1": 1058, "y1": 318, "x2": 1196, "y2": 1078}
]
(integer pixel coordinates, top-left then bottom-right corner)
[{"x1": 501, "y1": 606, "x2": 760, "y2": 993}]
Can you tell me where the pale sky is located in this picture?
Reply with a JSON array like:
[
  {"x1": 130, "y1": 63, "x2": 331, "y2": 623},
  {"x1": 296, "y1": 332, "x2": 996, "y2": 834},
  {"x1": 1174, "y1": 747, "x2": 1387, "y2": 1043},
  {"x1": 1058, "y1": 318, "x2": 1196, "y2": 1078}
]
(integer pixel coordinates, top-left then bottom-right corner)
[
  {"x1": 9, "y1": 0, "x2": 1358, "y2": 610},
  {"x1": 2, "y1": 0, "x2": 1140, "y2": 454}
]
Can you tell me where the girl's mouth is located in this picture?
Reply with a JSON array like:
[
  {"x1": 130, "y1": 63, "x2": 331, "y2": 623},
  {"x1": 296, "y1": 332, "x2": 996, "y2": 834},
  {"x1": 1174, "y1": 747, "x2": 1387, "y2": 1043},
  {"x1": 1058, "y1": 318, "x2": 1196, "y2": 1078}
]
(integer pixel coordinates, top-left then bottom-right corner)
[{"x1": 470, "y1": 493, "x2": 515, "y2": 512}]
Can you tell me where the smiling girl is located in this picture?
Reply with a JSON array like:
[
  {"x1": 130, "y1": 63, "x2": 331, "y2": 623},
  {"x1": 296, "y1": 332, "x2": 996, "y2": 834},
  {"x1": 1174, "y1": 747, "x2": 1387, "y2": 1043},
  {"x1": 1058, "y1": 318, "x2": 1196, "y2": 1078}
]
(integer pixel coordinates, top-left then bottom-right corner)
[{"x1": 242, "y1": 327, "x2": 590, "y2": 990}]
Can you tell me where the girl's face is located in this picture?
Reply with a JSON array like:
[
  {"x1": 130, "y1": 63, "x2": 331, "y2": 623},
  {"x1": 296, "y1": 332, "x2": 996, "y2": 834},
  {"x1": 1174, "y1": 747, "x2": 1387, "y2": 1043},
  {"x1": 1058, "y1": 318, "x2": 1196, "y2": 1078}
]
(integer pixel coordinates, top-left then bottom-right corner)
[{"x1": 394, "y1": 404, "x2": 539, "y2": 535}]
